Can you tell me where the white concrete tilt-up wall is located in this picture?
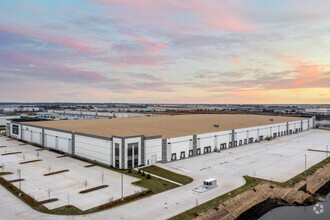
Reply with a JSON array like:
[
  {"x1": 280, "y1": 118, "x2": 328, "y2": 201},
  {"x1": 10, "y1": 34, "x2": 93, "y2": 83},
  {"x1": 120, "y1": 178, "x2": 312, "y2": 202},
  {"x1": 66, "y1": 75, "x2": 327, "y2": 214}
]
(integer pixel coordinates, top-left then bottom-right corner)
[
  {"x1": 197, "y1": 130, "x2": 231, "y2": 152},
  {"x1": 278, "y1": 123, "x2": 287, "y2": 135},
  {"x1": 44, "y1": 129, "x2": 72, "y2": 154},
  {"x1": 145, "y1": 138, "x2": 162, "y2": 165},
  {"x1": 302, "y1": 119, "x2": 309, "y2": 130},
  {"x1": 75, "y1": 134, "x2": 112, "y2": 166},
  {"x1": 22, "y1": 125, "x2": 43, "y2": 145},
  {"x1": 215, "y1": 130, "x2": 232, "y2": 149},
  {"x1": 198, "y1": 132, "x2": 217, "y2": 152},
  {"x1": 167, "y1": 135, "x2": 192, "y2": 161},
  {"x1": 309, "y1": 118, "x2": 314, "y2": 128}
]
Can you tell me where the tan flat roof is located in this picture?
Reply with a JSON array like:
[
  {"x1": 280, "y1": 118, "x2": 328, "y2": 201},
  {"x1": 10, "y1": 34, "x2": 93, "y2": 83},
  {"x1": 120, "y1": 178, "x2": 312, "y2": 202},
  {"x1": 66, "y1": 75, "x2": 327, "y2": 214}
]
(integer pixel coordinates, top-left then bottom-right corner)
[{"x1": 24, "y1": 114, "x2": 305, "y2": 139}]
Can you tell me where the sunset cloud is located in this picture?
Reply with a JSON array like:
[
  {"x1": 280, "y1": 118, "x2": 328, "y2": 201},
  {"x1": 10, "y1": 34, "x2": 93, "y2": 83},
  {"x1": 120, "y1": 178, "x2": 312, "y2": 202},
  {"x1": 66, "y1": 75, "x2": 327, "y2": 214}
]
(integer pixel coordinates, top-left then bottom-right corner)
[
  {"x1": 280, "y1": 55, "x2": 327, "y2": 86},
  {"x1": 88, "y1": 0, "x2": 254, "y2": 32},
  {"x1": 130, "y1": 35, "x2": 167, "y2": 52},
  {"x1": 0, "y1": 0, "x2": 329, "y2": 103},
  {"x1": 0, "y1": 25, "x2": 94, "y2": 52}
]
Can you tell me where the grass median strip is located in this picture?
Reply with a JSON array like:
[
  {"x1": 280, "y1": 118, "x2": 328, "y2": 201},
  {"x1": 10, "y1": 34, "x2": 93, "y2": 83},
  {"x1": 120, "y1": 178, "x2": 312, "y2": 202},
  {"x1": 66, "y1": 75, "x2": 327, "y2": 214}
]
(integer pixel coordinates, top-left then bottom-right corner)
[
  {"x1": 8, "y1": 179, "x2": 25, "y2": 183},
  {"x1": 2, "y1": 151, "x2": 22, "y2": 156},
  {"x1": 141, "y1": 165, "x2": 193, "y2": 185},
  {"x1": 38, "y1": 198, "x2": 59, "y2": 205},
  {"x1": 44, "y1": 169, "x2": 69, "y2": 176},
  {"x1": 19, "y1": 159, "x2": 42, "y2": 164},
  {"x1": 0, "y1": 172, "x2": 13, "y2": 176},
  {"x1": 79, "y1": 185, "x2": 108, "y2": 194},
  {"x1": 84, "y1": 164, "x2": 95, "y2": 168},
  {"x1": 308, "y1": 149, "x2": 330, "y2": 153}
]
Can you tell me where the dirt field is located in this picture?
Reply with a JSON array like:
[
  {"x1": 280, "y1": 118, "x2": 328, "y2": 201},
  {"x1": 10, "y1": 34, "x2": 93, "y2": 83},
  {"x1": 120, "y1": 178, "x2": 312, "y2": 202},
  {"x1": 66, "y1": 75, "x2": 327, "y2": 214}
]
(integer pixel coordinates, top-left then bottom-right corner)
[{"x1": 25, "y1": 114, "x2": 304, "y2": 138}]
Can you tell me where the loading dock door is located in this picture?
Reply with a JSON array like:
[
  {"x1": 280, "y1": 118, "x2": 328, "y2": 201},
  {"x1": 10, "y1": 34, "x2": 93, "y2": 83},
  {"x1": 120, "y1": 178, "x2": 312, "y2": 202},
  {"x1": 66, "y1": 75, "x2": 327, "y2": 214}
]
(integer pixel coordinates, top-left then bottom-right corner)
[{"x1": 171, "y1": 153, "x2": 176, "y2": 161}]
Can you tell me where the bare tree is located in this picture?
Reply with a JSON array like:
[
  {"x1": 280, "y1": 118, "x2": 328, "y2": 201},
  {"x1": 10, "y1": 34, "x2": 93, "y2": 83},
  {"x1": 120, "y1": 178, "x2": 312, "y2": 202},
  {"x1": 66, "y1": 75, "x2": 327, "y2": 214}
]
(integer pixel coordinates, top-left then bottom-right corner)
[
  {"x1": 101, "y1": 172, "x2": 104, "y2": 185},
  {"x1": 48, "y1": 188, "x2": 52, "y2": 199},
  {"x1": 84, "y1": 180, "x2": 88, "y2": 189}
]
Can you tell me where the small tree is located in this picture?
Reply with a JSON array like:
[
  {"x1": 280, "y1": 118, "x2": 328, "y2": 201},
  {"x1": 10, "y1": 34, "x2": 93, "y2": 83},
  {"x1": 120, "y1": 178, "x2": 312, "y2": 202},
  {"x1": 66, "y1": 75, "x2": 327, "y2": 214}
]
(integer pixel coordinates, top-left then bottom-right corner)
[
  {"x1": 48, "y1": 188, "x2": 52, "y2": 199},
  {"x1": 142, "y1": 171, "x2": 145, "y2": 176},
  {"x1": 147, "y1": 173, "x2": 151, "y2": 179},
  {"x1": 84, "y1": 180, "x2": 88, "y2": 189},
  {"x1": 128, "y1": 168, "x2": 132, "y2": 173},
  {"x1": 138, "y1": 169, "x2": 141, "y2": 174}
]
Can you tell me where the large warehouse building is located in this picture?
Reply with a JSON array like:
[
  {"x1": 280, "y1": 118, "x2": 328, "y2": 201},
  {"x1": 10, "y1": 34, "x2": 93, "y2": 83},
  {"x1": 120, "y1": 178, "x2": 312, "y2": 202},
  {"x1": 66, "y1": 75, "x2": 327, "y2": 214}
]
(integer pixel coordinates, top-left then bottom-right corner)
[{"x1": 6, "y1": 114, "x2": 315, "y2": 169}]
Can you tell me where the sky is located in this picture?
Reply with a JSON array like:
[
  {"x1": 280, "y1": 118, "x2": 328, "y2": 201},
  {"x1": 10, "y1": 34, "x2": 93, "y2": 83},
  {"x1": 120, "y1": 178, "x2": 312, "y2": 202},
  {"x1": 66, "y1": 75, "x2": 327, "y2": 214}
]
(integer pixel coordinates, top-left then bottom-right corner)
[{"x1": 0, "y1": 0, "x2": 329, "y2": 104}]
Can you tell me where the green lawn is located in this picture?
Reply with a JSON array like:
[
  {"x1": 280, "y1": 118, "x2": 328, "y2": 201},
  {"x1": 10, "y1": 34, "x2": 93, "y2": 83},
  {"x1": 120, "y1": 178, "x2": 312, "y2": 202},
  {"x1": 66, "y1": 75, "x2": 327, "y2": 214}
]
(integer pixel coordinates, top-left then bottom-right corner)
[
  {"x1": 308, "y1": 149, "x2": 330, "y2": 153},
  {"x1": 315, "y1": 127, "x2": 330, "y2": 131},
  {"x1": 82, "y1": 161, "x2": 181, "y2": 194},
  {"x1": 129, "y1": 170, "x2": 179, "y2": 193},
  {"x1": 0, "y1": 172, "x2": 12, "y2": 176},
  {"x1": 141, "y1": 165, "x2": 193, "y2": 185}
]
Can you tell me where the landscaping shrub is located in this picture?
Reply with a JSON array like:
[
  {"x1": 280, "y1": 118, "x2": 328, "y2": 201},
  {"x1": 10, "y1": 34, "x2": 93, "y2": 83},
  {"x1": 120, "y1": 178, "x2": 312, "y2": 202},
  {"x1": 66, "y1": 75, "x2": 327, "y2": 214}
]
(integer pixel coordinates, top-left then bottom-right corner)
[
  {"x1": 142, "y1": 171, "x2": 145, "y2": 176},
  {"x1": 147, "y1": 173, "x2": 151, "y2": 179}
]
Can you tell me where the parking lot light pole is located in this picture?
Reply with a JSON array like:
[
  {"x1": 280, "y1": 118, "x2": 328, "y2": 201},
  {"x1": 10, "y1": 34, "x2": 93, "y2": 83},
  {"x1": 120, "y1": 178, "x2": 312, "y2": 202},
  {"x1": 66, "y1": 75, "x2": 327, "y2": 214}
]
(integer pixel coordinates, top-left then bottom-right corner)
[
  {"x1": 304, "y1": 154, "x2": 307, "y2": 175},
  {"x1": 121, "y1": 172, "x2": 123, "y2": 201},
  {"x1": 17, "y1": 169, "x2": 21, "y2": 191},
  {"x1": 326, "y1": 145, "x2": 328, "y2": 161}
]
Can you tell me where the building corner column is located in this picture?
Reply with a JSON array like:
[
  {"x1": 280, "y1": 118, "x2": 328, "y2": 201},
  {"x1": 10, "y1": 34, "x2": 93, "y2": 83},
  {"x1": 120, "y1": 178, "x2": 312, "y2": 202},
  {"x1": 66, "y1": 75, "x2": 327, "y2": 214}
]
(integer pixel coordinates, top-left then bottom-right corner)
[
  {"x1": 72, "y1": 132, "x2": 75, "y2": 155},
  {"x1": 121, "y1": 137, "x2": 125, "y2": 169},
  {"x1": 231, "y1": 129, "x2": 235, "y2": 146},
  {"x1": 141, "y1": 136, "x2": 145, "y2": 165},
  {"x1": 161, "y1": 138, "x2": 167, "y2": 162},
  {"x1": 192, "y1": 135, "x2": 197, "y2": 155}
]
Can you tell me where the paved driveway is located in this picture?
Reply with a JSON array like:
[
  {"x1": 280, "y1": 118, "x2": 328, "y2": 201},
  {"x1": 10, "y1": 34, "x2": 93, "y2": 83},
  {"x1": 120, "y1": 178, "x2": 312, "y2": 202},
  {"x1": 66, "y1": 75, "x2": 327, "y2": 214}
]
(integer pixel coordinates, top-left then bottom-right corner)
[{"x1": 1, "y1": 129, "x2": 329, "y2": 220}]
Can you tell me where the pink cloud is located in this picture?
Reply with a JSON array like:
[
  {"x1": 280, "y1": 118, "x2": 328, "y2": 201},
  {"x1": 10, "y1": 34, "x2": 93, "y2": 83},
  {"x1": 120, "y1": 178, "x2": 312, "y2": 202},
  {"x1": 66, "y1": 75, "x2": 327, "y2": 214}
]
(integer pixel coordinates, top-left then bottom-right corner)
[
  {"x1": 130, "y1": 35, "x2": 166, "y2": 52},
  {"x1": 7, "y1": 53, "x2": 47, "y2": 67},
  {"x1": 0, "y1": 25, "x2": 94, "y2": 52},
  {"x1": 112, "y1": 53, "x2": 168, "y2": 68},
  {"x1": 3, "y1": 52, "x2": 107, "y2": 83},
  {"x1": 232, "y1": 57, "x2": 240, "y2": 65},
  {"x1": 292, "y1": 64, "x2": 324, "y2": 85},
  {"x1": 280, "y1": 55, "x2": 325, "y2": 86},
  {"x1": 88, "y1": 0, "x2": 254, "y2": 32}
]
